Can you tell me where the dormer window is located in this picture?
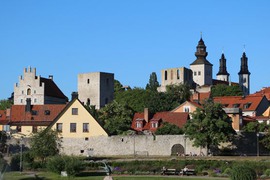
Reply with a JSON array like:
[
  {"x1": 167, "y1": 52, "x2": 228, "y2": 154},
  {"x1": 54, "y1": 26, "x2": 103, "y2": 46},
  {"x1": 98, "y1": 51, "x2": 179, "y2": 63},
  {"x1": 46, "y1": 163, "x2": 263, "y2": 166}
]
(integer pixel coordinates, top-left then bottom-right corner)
[
  {"x1": 151, "y1": 122, "x2": 159, "y2": 128},
  {"x1": 233, "y1": 104, "x2": 240, "y2": 108},
  {"x1": 222, "y1": 104, "x2": 229, "y2": 108},
  {"x1": 244, "y1": 103, "x2": 252, "y2": 109},
  {"x1": 31, "y1": 110, "x2": 38, "y2": 115},
  {"x1": 136, "y1": 122, "x2": 142, "y2": 128},
  {"x1": 44, "y1": 110, "x2": 50, "y2": 115},
  {"x1": 184, "y1": 106, "x2": 190, "y2": 112}
]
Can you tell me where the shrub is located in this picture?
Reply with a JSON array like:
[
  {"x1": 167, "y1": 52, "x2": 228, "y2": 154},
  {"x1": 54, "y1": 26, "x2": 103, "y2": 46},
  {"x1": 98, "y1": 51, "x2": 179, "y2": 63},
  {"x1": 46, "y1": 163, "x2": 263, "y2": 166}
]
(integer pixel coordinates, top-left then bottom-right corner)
[
  {"x1": 223, "y1": 167, "x2": 232, "y2": 176},
  {"x1": 230, "y1": 165, "x2": 257, "y2": 180},
  {"x1": 265, "y1": 169, "x2": 270, "y2": 177},
  {"x1": 10, "y1": 154, "x2": 20, "y2": 171},
  {"x1": 46, "y1": 156, "x2": 65, "y2": 174}
]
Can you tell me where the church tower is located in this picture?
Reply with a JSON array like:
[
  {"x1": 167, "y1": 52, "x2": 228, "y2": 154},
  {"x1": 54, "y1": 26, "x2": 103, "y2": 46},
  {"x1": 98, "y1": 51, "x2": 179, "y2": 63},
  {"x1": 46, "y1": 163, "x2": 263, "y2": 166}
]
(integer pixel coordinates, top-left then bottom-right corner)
[
  {"x1": 238, "y1": 52, "x2": 251, "y2": 95},
  {"x1": 190, "y1": 37, "x2": 213, "y2": 86},
  {"x1": 216, "y1": 53, "x2": 230, "y2": 82}
]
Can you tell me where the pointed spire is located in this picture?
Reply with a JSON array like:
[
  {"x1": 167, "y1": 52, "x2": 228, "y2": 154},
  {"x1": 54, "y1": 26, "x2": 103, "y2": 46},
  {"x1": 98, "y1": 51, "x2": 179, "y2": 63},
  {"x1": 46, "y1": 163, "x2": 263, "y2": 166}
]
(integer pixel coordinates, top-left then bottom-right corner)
[
  {"x1": 238, "y1": 51, "x2": 250, "y2": 75},
  {"x1": 217, "y1": 53, "x2": 229, "y2": 76}
]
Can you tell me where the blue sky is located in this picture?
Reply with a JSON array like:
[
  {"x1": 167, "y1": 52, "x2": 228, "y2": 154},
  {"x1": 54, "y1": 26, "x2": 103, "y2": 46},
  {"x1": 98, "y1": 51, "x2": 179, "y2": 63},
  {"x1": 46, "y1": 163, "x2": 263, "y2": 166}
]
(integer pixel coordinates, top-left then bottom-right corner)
[{"x1": 0, "y1": 1, "x2": 269, "y2": 100}]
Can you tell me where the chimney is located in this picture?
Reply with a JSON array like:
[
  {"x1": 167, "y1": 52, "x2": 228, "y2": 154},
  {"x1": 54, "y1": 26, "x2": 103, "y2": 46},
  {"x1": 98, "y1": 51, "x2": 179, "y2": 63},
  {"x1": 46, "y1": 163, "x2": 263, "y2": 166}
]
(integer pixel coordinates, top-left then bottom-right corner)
[
  {"x1": 71, "y1": 92, "x2": 78, "y2": 100},
  {"x1": 144, "y1": 108, "x2": 149, "y2": 123},
  {"x1": 26, "y1": 98, "x2": 31, "y2": 112},
  {"x1": 48, "y1": 75, "x2": 53, "y2": 80}
]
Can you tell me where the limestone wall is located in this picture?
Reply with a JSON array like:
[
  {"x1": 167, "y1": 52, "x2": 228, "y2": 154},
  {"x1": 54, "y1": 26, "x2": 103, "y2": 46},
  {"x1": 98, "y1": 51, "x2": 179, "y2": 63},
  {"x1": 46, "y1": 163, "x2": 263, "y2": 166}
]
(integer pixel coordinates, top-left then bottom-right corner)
[{"x1": 60, "y1": 135, "x2": 207, "y2": 157}]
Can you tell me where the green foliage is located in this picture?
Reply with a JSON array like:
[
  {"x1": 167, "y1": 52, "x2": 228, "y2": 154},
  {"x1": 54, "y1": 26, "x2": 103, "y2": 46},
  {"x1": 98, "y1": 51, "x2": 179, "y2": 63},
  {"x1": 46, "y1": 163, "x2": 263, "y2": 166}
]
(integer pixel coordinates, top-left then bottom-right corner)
[
  {"x1": 184, "y1": 99, "x2": 236, "y2": 152},
  {"x1": 46, "y1": 155, "x2": 84, "y2": 177},
  {"x1": 10, "y1": 154, "x2": 20, "y2": 171},
  {"x1": 29, "y1": 129, "x2": 61, "y2": 164},
  {"x1": 166, "y1": 83, "x2": 191, "y2": 102},
  {"x1": 260, "y1": 131, "x2": 270, "y2": 150},
  {"x1": 211, "y1": 84, "x2": 243, "y2": 97},
  {"x1": 84, "y1": 104, "x2": 99, "y2": 122},
  {"x1": 230, "y1": 165, "x2": 257, "y2": 180},
  {"x1": 145, "y1": 72, "x2": 159, "y2": 92},
  {"x1": 155, "y1": 122, "x2": 184, "y2": 135},
  {"x1": 0, "y1": 131, "x2": 7, "y2": 154},
  {"x1": 264, "y1": 169, "x2": 270, "y2": 176},
  {"x1": 99, "y1": 100, "x2": 134, "y2": 135},
  {"x1": 243, "y1": 121, "x2": 268, "y2": 132},
  {"x1": 0, "y1": 99, "x2": 13, "y2": 110}
]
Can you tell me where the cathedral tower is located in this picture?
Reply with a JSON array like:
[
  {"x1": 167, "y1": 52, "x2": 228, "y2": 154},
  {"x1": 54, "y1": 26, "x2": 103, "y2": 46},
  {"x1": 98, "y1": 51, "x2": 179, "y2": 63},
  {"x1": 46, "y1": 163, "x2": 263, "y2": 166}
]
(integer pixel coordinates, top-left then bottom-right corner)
[
  {"x1": 190, "y1": 37, "x2": 213, "y2": 86},
  {"x1": 238, "y1": 52, "x2": 251, "y2": 95},
  {"x1": 216, "y1": 53, "x2": 230, "y2": 82}
]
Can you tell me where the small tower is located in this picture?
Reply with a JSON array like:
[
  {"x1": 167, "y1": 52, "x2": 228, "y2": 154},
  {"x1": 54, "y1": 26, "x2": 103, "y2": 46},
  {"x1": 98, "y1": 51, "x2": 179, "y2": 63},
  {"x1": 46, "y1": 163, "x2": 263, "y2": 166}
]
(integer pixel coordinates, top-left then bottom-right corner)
[
  {"x1": 216, "y1": 53, "x2": 230, "y2": 82},
  {"x1": 190, "y1": 36, "x2": 213, "y2": 86},
  {"x1": 238, "y1": 52, "x2": 251, "y2": 95}
]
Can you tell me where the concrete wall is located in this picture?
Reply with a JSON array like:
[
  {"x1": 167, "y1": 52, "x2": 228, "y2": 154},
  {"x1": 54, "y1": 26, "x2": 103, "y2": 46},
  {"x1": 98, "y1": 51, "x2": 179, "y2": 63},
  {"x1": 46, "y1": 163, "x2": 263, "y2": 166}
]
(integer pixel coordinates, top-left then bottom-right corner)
[{"x1": 60, "y1": 135, "x2": 207, "y2": 157}]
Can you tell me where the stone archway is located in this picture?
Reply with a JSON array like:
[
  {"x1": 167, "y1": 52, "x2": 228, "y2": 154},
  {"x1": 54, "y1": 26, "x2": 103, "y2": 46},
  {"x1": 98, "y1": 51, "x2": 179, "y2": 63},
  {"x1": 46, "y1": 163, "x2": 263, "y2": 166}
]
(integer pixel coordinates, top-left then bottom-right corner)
[{"x1": 171, "y1": 144, "x2": 184, "y2": 156}]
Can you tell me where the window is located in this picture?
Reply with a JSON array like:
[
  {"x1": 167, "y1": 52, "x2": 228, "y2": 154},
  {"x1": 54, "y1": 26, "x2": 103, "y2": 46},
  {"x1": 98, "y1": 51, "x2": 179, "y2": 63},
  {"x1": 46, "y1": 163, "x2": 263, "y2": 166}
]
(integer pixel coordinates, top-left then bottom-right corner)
[
  {"x1": 164, "y1": 71, "x2": 167, "y2": 80},
  {"x1": 83, "y1": 123, "x2": 89, "y2": 132},
  {"x1": 151, "y1": 122, "x2": 158, "y2": 128},
  {"x1": 32, "y1": 126, "x2": 37, "y2": 133},
  {"x1": 56, "y1": 123, "x2": 63, "y2": 132},
  {"x1": 34, "y1": 98, "x2": 37, "y2": 103},
  {"x1": 105, "y1": 98, "x2": 108, "y2": 104},
  {"x1": 136, "y1": 122, "x2": 142, "y2": 128},
  {"x1": 27, "y1": 88, "x2": 31, "y2": 95},
  {"x1": 184, "y1": 106, "x2": 190, "y2": 112},
  {"x1": 87, "y1": 98, "x2": 90, "y2": 106},
  {"x1": 34, "y1": 90, "x2": 36, "y2": 94},
  {"x1": 44, "y1": 110, "x2": 50, "y2": 115},
  {"x1": 177, "y1": 69, "x2": 180, "y2": 79},
  {"x1": 17, "y1": 126, "x2": 21, "y2": 132},
  {"x1": 72, "y1": 108, "x2": 78, "y2": 115},
  {"x1": 22, "y1": 90, "x2": 24, "y2": 94},
  {"x1": 233, "y1": 104, "x2": 240, "y2": 108},
  {"x1": 80, "y1": 150, "x2": 84, "y2": 153},
  {"x1": 87, "y1": 79, "x2": 90, "y2": 84},
  {"x1": 198, "y1": 71, "x2": 201, "y2": 76},
  {"x1": 194, "y1": 71, "x2": 197, "y2": 76},
  {"x1": 85, "y1": 137, "x2": 89, "y2": 141},
  {"x1": 21, "y1": 99, "x2": 23, "y2": 103},
  {"x1": 244, "y1": 103, "x2": 252, "y2": 109},
  {"x1": 70, "y1": 123, "x2": 76, "y2": 132},
  {"x1": 31, "y1": 110, "x2": 38, "y2": 115}
]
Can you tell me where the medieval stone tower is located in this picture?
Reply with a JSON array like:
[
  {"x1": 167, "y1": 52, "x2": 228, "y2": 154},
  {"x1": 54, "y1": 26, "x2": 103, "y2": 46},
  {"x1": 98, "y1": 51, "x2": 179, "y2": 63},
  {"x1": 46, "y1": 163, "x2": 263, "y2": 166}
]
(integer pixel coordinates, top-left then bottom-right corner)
[
  {"x1": 238, "y1": 52, "x2": 251, "y2": 95},
  {"x1": 14, "y1": 67, "x2": 67, "y2": 105},
  {"x1": 190, "y1": 37, "x2": 213, "y2": 87},
  {"x1": 78, "y1": 72, "x2": 114, "y2": 109},
  {"x1": 216, "y1": 53, "x2": 230, "y2": 82}
]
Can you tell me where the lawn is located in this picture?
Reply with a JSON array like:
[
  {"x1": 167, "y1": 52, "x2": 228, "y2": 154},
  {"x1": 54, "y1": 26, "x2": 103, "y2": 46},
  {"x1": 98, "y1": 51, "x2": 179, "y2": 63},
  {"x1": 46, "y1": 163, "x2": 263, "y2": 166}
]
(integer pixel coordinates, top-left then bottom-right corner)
[{"x1": 3, "y1": 172, "x2": 229, "y2": 180}]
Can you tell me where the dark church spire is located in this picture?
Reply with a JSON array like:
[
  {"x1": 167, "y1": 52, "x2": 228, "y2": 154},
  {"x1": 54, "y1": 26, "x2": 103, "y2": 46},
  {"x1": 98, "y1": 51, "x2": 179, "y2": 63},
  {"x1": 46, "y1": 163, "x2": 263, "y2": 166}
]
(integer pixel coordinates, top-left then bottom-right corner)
[
  {"x1": 238, "y1": 52, "x2": 250, "y2": 75},
  {"x1": 217, "y1": 53, "x2": 230, "y2": 76},
  {"x1": 190, "y1": 36, "x2": 212, "y2": 66}
]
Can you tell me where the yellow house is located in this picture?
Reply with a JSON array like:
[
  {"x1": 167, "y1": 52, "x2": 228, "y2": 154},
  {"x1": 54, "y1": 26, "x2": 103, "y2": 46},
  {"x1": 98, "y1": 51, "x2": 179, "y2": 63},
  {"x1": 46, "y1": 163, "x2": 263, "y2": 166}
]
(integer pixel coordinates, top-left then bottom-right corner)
[{"x1": 47, "y1": 98, "x2": 108, "y2": 138}]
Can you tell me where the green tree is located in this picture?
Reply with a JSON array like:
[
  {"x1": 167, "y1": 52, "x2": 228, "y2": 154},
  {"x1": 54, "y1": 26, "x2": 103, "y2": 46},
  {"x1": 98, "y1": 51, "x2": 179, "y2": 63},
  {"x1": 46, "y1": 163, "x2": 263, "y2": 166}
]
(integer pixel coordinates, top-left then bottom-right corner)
[
  {"x1": 184, "y1": 99, "x2": 236, "y2": 153},
  {"x1": 146, "y1": 72, "x2": 159, "y2": 92},
  {"x1": 211, "y1": 84, "x2": 243, "y2": 97},
  {"x1": 242, "y1": 121, "x2": 268, "y2": 132},
  {"x1": 155, "y1": 122, "x2": 184, "y2": 135},
  {"x1": 84, "y1": 104, "x2": 99, "y2": 122},
  {"x1": 166, "y1": 83, "x2": 191, "y2": 102},
  {"x1": 0, "y1": 131, "x2": 7, "y2": 154},
  {"x1": 260, "y1": 131, "x2": 270, "y2": 151},
  {"x1": 114, "y1": 79, "x2": 124, "y2": 93},
  {"x1": 99, "y1": 101, "x2": 134, "y2": 135},
  {"x1": 29, "y1": 129, "x2": 61, "y2": 164},
  {"x1": 0, "y1": 99, "x2": 13, "y2": 110}
]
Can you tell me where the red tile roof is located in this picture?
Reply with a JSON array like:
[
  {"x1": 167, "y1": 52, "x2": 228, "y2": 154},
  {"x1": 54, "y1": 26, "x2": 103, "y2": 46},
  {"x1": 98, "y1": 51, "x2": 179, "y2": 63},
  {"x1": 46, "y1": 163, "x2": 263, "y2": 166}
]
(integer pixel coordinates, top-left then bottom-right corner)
[
  {"x1": 9, "y1": 104, "x2": 66, "y2": 126},
  {"x1": 131, "y1": 111, "x2": 189, "y2": 132},
  {"x1": 252, "y1": 87, "x2": 270, "y2": 101},
  {"x1": 0, "y1": 110, "x2": 9, "y2": 125},
  {"x1": 213, "y1": 95, "x2": 265, "y2": 111}
]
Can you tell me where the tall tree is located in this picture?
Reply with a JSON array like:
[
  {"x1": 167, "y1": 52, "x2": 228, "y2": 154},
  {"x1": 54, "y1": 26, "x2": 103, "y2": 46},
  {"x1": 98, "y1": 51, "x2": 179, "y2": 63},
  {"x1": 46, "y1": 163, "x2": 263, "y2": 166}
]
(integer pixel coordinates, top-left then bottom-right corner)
[
  {"x1": 29, "y1": 129, "x2": 61, "y2": 164},
  {"x1": 146, "y1": 72, "x2": 159, "y2": 92},
  {"x1": 211, "y1": 84, "x2": 243, "y2": 97},
  {"x1": 184, "y1": 99, "x2": 236, "y2": 153},
  {"x1": 99, "y1": 100, "x2": 134, "y2": 135}
]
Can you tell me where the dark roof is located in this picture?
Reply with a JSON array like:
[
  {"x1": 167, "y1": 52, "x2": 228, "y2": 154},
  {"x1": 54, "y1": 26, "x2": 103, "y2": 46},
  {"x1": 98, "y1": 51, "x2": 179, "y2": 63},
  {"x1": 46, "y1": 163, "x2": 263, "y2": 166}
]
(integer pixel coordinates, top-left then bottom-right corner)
[
  {"x1": 40, "y1": 77, "x2": 67, "y2": 100},
  {"x1": 190, "y1": 58, "x2": 213, "y2": 66}
]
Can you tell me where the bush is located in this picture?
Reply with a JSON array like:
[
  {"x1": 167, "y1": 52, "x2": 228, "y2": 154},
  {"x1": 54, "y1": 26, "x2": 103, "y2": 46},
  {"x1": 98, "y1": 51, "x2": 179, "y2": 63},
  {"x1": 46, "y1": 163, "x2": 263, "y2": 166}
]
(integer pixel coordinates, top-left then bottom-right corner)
[
  {"x1": 265, "y1": 169, "x2": 270, "y2": 177},
  {"x1": 10, "y1": 154, "x2": 20, "y2": 171},
  {"x1": 230, "y1": 165, "x2": 257, "y2": 180},
  {"x1": 46, "y1": 155, "x2": 84, "y2": 177}
]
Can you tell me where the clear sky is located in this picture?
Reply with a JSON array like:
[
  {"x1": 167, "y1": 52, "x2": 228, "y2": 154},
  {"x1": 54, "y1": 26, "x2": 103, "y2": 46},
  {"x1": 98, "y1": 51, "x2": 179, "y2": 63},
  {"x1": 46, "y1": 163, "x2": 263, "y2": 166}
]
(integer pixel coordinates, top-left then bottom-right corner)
[{"x1": 0, "y1": 0, "x2": 269, "y2": 100}]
